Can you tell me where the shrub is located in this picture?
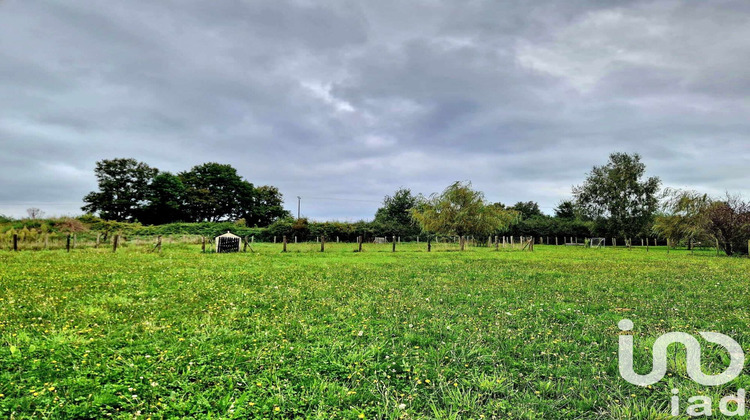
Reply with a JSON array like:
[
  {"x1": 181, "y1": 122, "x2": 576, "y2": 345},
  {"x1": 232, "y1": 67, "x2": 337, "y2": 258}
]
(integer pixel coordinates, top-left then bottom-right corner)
[{"x1": 705, "y1": 196, "x2": 750, "y2": 255}]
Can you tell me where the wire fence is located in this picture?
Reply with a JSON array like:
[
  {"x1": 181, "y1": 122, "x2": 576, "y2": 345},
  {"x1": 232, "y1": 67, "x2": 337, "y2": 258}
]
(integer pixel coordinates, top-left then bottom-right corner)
[{"x1": 1, "y1": 232, "x2": 736, "y2": 256}]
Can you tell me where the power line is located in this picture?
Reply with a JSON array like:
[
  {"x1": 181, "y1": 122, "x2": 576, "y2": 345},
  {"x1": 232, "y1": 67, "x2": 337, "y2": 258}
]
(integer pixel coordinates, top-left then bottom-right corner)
[{"x1": 302, "y1": 196, "x2": 381, "y2": 203}]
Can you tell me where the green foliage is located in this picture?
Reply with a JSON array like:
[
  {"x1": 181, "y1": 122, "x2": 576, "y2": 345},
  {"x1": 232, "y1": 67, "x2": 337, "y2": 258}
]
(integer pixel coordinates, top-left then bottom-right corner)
[
  {"x1": 510, "y1": 201, "x2": 543, "y2": 219},
  {"x1": 266, "y1": 218, "x2": 377, "y2": 242},
  {"x1": 652, "y1": 189, "x2": 712, "y2": 248},
  {"x1": 86, "y1": 219, "x2": 141, "y2": 236},
  {"x1": 82, "y1": 158, "x2": 158, "y2": 221},
  {"x1": 243, "y1": 185, "x2": 290, "y2": 227},
  {"x1": 507, "y1": 215, "x2": 593, "y2": 238},
  {"x1": 373, "y1": 188, "x2": 420, "y2": 236},
  {"x1": 554, "y1": 200, "x2": 577, "y2": 219},
  {"x1": 139, "y1": 172, "x2": 186, "y2": 225},
  {"x1": 132, "y1": 222, "x2": 264, "y2": 239},
  {"x1": 411, "y1": 181, "x2": 517, "y2": 238},
  {"x1": 179, "y1": 162, "x2": 254, "y2": 222},
  {"x1": 81, "y1": 159, "x2": 289, "y2": 226},
  {"x1": 574, "y1": 152, "x2": 660, "y2": 238}
]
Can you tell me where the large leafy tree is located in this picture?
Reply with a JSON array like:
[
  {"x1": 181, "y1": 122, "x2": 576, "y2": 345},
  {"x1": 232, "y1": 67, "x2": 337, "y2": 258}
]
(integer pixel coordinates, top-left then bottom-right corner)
[
  {"x1": 139, "y1": 172, "x2": 186, "y2": 225},
  {"x1": 652, "y1": 189, "x2": 712, "y2": 249},
  {"x1": 82, "y1": 158, "x2": 158, "y2": 221},
  {"x1": 554, "y1": 200, "x2": 577, "y2": 219},
  {"x1": 83, "y1": 159, "x2": 289, "y2": 225},
  {"x1": 511, "y1": 201, "x2": 543, "y2": 219},
  {"x1": 242, "y1": 185, "x2": 290, "y2": 227},
  {"x1": 573, "y1": 152, "x2": 660, "y2": 238},
  {"x1": 373, "y1": 188, "x2": 420, "y2": 236},
  {"x1": 411, "y1": 181, "x2": 516, "y2": 250},
  {"x1": 179, "y1": 163, "x2": 255, "y2": 222},
  {"x1": 704, "y1": 194, "x2": 750, "y2": 256}
]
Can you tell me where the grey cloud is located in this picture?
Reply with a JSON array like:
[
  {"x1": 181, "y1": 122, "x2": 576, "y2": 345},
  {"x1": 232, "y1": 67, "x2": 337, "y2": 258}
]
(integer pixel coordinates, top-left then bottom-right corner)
[{"x1": 1, "y1": 0, "x2": 749, "y2": 220}]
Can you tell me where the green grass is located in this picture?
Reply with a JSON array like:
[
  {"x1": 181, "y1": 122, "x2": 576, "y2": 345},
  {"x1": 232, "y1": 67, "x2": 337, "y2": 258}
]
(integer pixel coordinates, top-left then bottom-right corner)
[{"x1": 0, "y1": 243, "x2": 748, "y2": 419}]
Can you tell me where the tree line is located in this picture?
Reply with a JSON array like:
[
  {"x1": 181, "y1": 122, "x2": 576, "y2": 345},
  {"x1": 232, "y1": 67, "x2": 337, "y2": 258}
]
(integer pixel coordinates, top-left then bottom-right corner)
[
  {"x1": 10, "y1": 152, "x2": 745, "y2": 255},
  {"x1": 364, "y1": 152, "x2": 660, "y2": 242},
  {"x1": 362, "y1": 152, "x2": 748, "y2": 255},
  {"x1": 81, "y1": 158, "x2": 290, "y2": 226}
]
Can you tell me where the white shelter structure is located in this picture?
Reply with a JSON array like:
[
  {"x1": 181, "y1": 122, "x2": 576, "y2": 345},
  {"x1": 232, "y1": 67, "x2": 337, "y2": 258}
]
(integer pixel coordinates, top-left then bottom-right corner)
[{"x1": 215, "y1": 231, "x2": 241, "y2": 253}]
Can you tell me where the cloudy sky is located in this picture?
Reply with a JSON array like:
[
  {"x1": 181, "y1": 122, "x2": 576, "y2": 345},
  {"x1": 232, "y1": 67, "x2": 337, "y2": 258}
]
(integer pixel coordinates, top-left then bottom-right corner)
[{"x1": 2, "y1": 0, "x2": 749, "y2": 220}]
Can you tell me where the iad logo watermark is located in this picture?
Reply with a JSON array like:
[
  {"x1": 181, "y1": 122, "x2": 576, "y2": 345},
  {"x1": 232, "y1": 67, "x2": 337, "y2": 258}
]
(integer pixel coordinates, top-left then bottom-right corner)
[
  {"x1": 618, "y1": 319, "x2": 744, "y2": 386},
  {"x1": 618, "y1": 319, "x2": 746, "y2": 417}
]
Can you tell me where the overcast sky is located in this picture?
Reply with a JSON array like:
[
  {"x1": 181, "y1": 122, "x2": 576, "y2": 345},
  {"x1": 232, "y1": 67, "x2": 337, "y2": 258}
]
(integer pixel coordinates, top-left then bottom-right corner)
[{"x1": 1, "y1": 0, "x2": 749, "y2": 220}]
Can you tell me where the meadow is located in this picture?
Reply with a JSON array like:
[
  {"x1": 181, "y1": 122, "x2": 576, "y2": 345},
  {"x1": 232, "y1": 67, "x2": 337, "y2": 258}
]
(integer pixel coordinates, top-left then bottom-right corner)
[{"x1": 1, "y1": 243, "x2": 749, "y2": 419}]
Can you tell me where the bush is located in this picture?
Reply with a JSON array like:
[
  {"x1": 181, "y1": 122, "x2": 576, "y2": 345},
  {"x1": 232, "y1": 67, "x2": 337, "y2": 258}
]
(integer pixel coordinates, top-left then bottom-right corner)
[
  {"x1": 131, "y1": 222, "x2": 264, "y2": 239},
  {"x1": 506, "y1": 216, "x2": 593, "y2": 239},
  {"x1": 265, "y1": 218, "x2": 374, "y2": 242},
  {"x1": 705, "y1": 196, "x2": 750, "y2": 255}
]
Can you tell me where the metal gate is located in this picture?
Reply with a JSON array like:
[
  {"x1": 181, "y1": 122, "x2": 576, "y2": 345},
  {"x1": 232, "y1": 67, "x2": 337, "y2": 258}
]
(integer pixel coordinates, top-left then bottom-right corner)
[{"x1": 217, "y1": 236, "x2": 240, "y2": 253}]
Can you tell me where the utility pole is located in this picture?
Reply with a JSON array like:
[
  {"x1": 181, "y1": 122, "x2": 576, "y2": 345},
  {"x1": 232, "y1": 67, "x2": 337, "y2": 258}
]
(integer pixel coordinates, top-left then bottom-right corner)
[{"x1": 297, "y1": 196, "x2": 301, "y2": 219}]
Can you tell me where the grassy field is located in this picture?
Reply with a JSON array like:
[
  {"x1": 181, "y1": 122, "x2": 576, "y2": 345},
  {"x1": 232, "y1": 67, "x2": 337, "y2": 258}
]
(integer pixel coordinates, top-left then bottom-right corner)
[{"x1": 1, "y1": 243, "x2": 749, "y2": 419}]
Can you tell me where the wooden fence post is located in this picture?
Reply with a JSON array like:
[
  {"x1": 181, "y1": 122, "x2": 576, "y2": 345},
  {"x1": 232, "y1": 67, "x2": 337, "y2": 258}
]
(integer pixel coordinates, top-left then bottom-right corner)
[
  {"x1": 358, "y1": 235, "x2": 363, "y2": 252},
  {"x1": 66, "y1": 234, "x2": 71, "y2": 252},
  {"x1": 274, "y1": 236, "x2": 277, "y2": 243},
  {"x1": 295, "y1": 236, "x2": 298, "y2": 243},
  {"x1": 427, "y1": 237, "x2": 431, "y2": 252},
  {"x1": 283, "y1": 235, "x2": 288, "y2": 252},
  {"x1": 96, "y1": 233, "x2": 101, "y2": 248},
  {"x1": 555, "y1": 237, "x2": 559, "y2": 246},
  {"x1": 113, "y1": 235, "x2": 119, "y2": 253},
  {"x1": 392, "y1": 235, "x2": 396, "y2": 252},
  {"x1": 201, "y1": 236, "x2": 206, "y2": 253},
  {"x1": 243, "y1": 236, "x2": 248, "y2": 252},
  {"x1": 320, "y1": 236, "x2": 325, "y2": 252},
  {"x1": 13, "y1": 234, "x2": 18, "y2": 251}
]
